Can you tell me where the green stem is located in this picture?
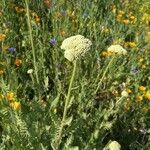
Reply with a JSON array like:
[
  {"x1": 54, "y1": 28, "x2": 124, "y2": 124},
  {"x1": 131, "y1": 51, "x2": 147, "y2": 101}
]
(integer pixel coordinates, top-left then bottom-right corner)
[
  {"x1": 25, "y1": 0, "x2": 39, "y2": 85},
  {"x1": 94, "y1": 56, "x2": 115, "y2": 94},
  {"x1": 55, "y1": 61, "x2": 77, "y2": 149}
]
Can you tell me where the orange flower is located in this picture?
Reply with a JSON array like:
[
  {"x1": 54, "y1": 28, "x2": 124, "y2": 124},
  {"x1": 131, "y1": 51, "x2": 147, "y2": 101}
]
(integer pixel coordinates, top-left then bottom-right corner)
[
  {"x1": 43, "y1": 0, "x2": 52, "y2": 7},
  {"x1": 6, "y1": 92, "x2": 15, "y2": 101},
  {"x1": 15, "y1": 7, "x2": 25, "y2": 13},
  {"x1": 0, "y1": 70, "x2": 4, "y2": 75},
  {"x1": 60, "y1": 31, "x2": 65, "y2": 37},
  {"x1": 0, "y1": 33, "x2": 6, "y2": 42},
  {"x1": 15, "y1": 58, "x2": 22, "y2": 67},
  {"x1": 10, "y1": 101, "x2": 21, "y2": 110},
  {"x1": 0, "y1": 11, "x2": 3, "y2": 16},
  {"x1": 35, "y1": 17, "x2": 41, "y2": 23}
]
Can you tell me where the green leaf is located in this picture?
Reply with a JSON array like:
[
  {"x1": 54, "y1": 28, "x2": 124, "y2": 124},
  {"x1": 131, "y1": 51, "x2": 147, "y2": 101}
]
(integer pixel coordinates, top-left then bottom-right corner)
[
  {"x1": 64, "y1": 116, "x2": 73, "y2": 126},
  {"x1": 50, "y1": 95, "x2": 60, "y2": 109}
]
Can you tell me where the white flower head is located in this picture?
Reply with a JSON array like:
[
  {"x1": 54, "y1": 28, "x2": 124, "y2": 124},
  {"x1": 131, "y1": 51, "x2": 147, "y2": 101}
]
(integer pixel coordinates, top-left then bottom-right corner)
[
  {"x1": 61, "y1": 35, "x2": 92, "y2": 61},
  {"x1": 27, "y1": 69, "x2": 33, "y2": 74},
  {"x1": 107, "y1": 141, "x2": 121, "y2": 150},
  {"x1": 121, "y1": 90, "x2": 128, "y2": 97},
  {"x1": 107, "y1": 45, "x2": 127, "y2": 55}
]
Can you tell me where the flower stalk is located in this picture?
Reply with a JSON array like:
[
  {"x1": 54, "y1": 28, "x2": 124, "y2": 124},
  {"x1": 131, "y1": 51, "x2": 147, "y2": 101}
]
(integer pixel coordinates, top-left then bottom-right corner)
[
  {"x1": 95, "y1": 56, "x2": 115, "y2": 94},
  {"x1": 55, "y1": 61, "x2": 77, "y2": 149},
  {"x1": 25, "y1": 0, "x2": 39, "y2": 85}
]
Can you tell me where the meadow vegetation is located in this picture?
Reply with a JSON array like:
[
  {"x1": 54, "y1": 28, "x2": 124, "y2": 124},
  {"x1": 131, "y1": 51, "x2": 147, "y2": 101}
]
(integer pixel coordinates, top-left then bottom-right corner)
[{"x1": 0, "y1": 0, "x2": 150, "y2": 149}]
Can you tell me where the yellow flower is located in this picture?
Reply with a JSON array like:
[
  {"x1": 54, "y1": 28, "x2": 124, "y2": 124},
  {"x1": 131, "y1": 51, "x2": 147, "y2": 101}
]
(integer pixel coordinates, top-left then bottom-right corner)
[
  {"x1": 130, "y1": 15, "x2": 135, "y2": 20},
  {"x1": 35, "y1": 17, "x2": 40, "y2": 23},
  {"x1": 145, "y1": 91, "x2": 150, "y2": 100},
  {"x1": 127, "y1": 89, "x2": 132, "y2": 94},
  {"x1": 10, "y1": 101, "x2": 21, "y2": 110},
  {"x1": 31, "y1": 12, "x2": 38, "y2": 18},
  {"x1": 124, "y1": 99, "x2": 130, "y2": 111},
  {"x1": 148, "y1": 76, "x2": 150, "y2": 81},
  {"x1": 101, "y1": 51, "x2": 108, "y2": 56},
  {"x1": 128, "y1": 42, "x2": 136, "y2": 48},
  {"x1": 112, "y1": 5, "x2": 116, "y2": 13},
  {"x1": 0, "y1": 94, "x2": 4, "y2": 100},
  {"x1": 6, "y1": 92, "x2": 15, "y2": 101},
  {"x1": 118, "y1": 10, "x2": 125, "y2": 15},
  {"x1": 142, "y1": 13, "x2": 150, "y2": 24},
  {"x1": 0, "y1": 70, "x2": 4, "y2": 75},
  {"x1": 141, "y1": 64, "x2": 146, "y2": 69},
  {"x1": 141, "y1": 107, "x2": 148, "y2": 113},
  {"x1": 136, "y1": 96, "x2": 143, "y2": 102},
  {"x1": 0, "y1": 33, "x2": 6, "y2": 42},
  {"x1": 15, "y1": 58, "x2": 22, "y2": 67},
  {"x1": 139, "y1": 86, "x2": 146, "y2": 91},
  {"x1": 139, "y1": 58, "x2": 144, "y2": 63},
  {"x1": 116, "y1": 15, "x2": 122, "y2": 22},
  {"x1": 101, "y1": 51, "x2": 113, "y2": 57},
  {"x1": 123, "y1": 19, "x2": 130, "y2": 25}
]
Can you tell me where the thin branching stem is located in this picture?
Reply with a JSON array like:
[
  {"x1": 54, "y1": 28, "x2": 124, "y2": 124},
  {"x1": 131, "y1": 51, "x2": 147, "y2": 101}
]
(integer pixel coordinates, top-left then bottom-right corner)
[{"x1": 94, "y1": 56, "x2": 115, "y2": 94}]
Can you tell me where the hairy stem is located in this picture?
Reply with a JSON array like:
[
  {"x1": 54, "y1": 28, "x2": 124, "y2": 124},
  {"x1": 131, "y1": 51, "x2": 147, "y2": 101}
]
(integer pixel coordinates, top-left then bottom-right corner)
[{"x1": 55, "y1": 61, "x2": 77, "y2": 149}]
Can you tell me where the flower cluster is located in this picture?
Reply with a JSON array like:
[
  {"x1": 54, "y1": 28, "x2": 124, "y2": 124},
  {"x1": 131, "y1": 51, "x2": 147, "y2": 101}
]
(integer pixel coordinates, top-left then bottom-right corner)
[
  {"x1": 115, "y1": 10, "x2": 137, "y2": 24},
  {"x1": 0, "y1": 92, "x2": 21, "y2": 110},
  {"x1": 107, "y1": 45, "x2": 127, "y2": 55},
  {"x1": 61, "y1": 35, "x2": 92, "y2": 61}
]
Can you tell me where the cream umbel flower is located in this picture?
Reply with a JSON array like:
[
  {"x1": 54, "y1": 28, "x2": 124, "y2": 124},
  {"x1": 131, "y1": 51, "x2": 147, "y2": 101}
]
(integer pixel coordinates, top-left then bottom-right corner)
[
  {"x1": 108, "y1": 141, "x2": 121, "y2": 150},
  {"x1": 104, "y1": 141, "x2": 121, "y2": 150},
  {"x1": 61, "y1": 35, "x2": 92, "y2": 61},
  {"x1": 107, "y1": 45, "x2": 127, "y2": 55},
  {"x1": 121, "y1": 90, "x2": 129, "y2": 97}
]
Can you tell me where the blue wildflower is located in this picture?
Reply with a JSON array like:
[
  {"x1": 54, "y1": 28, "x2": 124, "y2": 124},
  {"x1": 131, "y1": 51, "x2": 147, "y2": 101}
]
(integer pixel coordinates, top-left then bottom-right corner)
[
  {"x1": 8, "y1": 47, "x2": 16, "y2": 53},
  {"x1": 49, "y1": 39, "x2": 57, "y2": 45}
]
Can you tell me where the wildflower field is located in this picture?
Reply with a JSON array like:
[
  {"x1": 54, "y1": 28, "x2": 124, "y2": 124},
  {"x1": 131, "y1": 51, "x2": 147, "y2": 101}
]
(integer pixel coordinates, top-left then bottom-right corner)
[{"x1": 0, "y1": 0, "x2": 150, "y2": 149}]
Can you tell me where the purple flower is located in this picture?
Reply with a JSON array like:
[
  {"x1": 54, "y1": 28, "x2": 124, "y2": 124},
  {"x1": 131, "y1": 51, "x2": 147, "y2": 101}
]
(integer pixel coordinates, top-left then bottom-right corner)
[
  {"x1": 49, "y1": 39, "x2": 57, "y2": 45},
  {"x1": 8, "y1": 47, "x2": 16, "y2": 53},
  {"x1": 139, "y1": 129, "x2": 150, "y2": 135}
]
